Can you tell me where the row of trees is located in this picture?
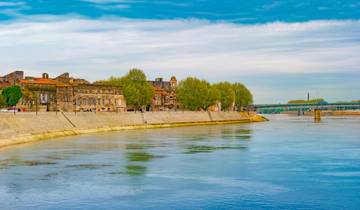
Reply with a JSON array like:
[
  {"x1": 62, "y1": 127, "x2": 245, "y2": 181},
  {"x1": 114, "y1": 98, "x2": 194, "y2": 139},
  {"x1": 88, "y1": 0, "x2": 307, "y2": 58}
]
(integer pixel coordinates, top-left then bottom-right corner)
[
  {"x1": 98, "y1": 69, "x2": 253, "y2": 111},
  {"x1": 177, "y1": 77, "x2": 253, "y2": 111},
  {"x1": 0, "y1": 86, "x2": 23, "y2": 108}
]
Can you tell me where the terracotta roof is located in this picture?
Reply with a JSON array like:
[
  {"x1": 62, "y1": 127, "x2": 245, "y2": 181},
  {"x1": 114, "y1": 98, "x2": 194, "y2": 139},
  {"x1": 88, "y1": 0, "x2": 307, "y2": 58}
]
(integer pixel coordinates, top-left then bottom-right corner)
[{"x1": 20, "y1": 78, "x2": 57, "y2": 85}]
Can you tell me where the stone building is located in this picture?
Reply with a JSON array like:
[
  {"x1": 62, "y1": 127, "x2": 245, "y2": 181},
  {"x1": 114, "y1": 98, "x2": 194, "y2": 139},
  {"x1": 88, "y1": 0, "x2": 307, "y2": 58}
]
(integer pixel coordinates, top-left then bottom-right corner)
[
  {"x1": 0, "y1": 70, "x2": 24, "y2": 85},
  {"x1": 0, "y1": 70, "x2": 24, "y2": 89},
  {"x1": 148, "y1": 76, "x2": 177, "y2": 111},
  {"x1": 72, "y1": 84, "x2": 126, "y2": 112},
  {"x1": 18, "y1": 73, "x2": 58, "y2": 111},
  {"x1": 55, "y1": 72, "x2": 90, "y2": 85},
  {"x1": 18, "y1": 73, "x2": 126, "y2": 112}
]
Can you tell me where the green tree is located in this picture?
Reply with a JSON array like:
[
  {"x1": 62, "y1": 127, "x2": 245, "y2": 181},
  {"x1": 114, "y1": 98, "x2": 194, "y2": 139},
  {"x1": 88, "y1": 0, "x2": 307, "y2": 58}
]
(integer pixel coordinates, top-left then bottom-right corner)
[
  {"x1": 97, "y1": 69, "x2": 154, "y2": 110},
  {"x1": 0, "y1": 95, "x2": 6, "y2": 108},
  {"x1": 1, "y1": 86, "x2": 23, "y2": 107},
  {"x1": 232, "y1": 82, "x2": 253, "y2": 111},
  {"x1": 177, "y1": 77, "x2": 219, "y2": 111},
  {"x1": 213, "y1": 82, "x2": 235, "y2": 111}
]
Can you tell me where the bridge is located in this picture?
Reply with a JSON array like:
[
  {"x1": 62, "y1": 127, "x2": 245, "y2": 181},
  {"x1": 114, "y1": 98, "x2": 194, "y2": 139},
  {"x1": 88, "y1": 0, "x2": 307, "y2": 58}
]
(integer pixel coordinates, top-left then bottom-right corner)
[{"x1": 252, "y1": 102, "x2": 360, "y2": 114}]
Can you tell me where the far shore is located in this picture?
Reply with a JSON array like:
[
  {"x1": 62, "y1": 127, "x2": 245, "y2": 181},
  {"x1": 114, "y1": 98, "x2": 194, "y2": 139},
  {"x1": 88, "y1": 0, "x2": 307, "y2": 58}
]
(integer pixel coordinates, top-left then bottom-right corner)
[{"x1": 282, "y1": 110, "x2": 360, "y2": 116}]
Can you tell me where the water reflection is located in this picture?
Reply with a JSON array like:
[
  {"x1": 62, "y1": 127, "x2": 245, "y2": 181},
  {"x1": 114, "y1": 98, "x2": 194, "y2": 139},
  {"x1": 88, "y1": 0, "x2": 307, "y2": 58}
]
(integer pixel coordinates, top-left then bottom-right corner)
[
  {"x1": 127, "y1": 152, "x2": 155, "y2": 162},
  {"x1": 236, "y1": 135, "x2": 252, "y2": 140},
  {"x1": 221, "y1": 128, "x2": 253, "y2": 141},
  {"x1": 0, "y1": 158, "x2": 56, "y2": 169},
  {"x1": 65, "y1": 164, "x2": 112, "y2": 170},
  {"x1": 181, "y1": 126, "x2": 253, "y2": 154},
  {"x1": 184, "y1": 145, "x2": 248, "y2": 154},
  {"x1": 125, "y1": 165, "x2": 147, "y2": 176}
]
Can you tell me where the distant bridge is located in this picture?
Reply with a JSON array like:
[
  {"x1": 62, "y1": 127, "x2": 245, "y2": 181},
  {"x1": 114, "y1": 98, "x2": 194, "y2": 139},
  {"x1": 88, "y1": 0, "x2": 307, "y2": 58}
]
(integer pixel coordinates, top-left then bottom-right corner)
[{"x1": 252, "y1": 102, "x2": 360, "y2": 114}]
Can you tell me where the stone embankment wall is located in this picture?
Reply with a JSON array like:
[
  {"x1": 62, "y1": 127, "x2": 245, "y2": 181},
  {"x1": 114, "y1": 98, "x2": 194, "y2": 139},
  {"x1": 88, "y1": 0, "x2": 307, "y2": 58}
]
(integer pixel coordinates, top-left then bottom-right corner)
[{"x1": 0, "y1": 111, "x2": 266, "y2": 148}]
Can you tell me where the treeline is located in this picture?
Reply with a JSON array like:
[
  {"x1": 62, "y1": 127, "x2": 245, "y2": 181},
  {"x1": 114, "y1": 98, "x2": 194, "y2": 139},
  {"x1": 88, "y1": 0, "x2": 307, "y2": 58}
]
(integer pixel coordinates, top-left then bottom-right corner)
[
  {"x1": 99, "y1": 69, "x2": 253, "y2": 111},
  {"x1": 288, "y1": 98, "x2": 326, "y2": 104},
  {"x1": 177, "y1": 77, "x2": 253, "y2": 111}
]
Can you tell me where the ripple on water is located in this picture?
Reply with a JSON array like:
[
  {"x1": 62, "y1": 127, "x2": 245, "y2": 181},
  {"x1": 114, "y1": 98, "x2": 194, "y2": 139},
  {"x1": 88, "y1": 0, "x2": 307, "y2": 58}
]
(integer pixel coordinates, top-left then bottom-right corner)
[
  {"x1": 146, "y1": 173, "x2": 288, "y2": 195},
  {"x1": 0, "y1": 159, "x2": 56, "y2": 169},
  {"x1": 65, "y1": 164, "x2": 112, "y2": 170},
  {"x1": 321, "y1": 172, "x2": 360, "y2": 177},
  {"x1": 184, "y1": 144, "x2": 247, "y2": 154}
]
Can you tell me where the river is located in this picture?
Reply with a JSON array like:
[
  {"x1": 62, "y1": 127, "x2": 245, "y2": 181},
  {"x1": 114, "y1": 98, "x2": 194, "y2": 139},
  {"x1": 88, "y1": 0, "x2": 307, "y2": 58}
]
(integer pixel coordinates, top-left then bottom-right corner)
[{"x1": 0, "y1": 115, "x2": 359, "y2": 209}]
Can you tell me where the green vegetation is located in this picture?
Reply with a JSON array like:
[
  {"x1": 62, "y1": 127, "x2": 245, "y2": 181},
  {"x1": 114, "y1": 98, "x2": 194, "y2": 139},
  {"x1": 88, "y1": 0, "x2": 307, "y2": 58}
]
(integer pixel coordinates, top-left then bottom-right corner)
[
  {"x1": 99, "y1": 72, "x2": 252, "y2": 111},
  {"x1": 0, "y1": 95, "x2": 6, "y2": 108},
  {"x1": 1, "y1": 85, "x2": 23, "y2": 107},
  {"x1": 176, "y1": 77, "x2": 220, "y2": 111},
  {"x1": 97, "y1": 69, "x2": 154, "y2": 110},
  {"x1": 177, "y1": 77, "x2": 253, "y2": 111},
  {"x1": 213, "y1": 82, "x2": 235, "y2": 111},
  {"x1": 288, "y1": 98, "x2": 326, "y2": 104},
  {"x1": 21, "y1": 88, "x2": 37, "y2": 106},
  {"x1": 233, "y1": 83, "x2": 253, "y2": 110}
]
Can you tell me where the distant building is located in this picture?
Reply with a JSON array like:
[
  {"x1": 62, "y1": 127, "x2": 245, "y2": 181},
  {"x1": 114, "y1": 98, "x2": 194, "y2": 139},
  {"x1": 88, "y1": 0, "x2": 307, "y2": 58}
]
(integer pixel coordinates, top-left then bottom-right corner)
[
  {"x1": 148, "y1": 76, "x2": 177, "y2": 111},
  {"x1": 55, "y1": 72, "x2": 90, "y2": 85},
  {"x1": 0, "y1": 70, "x2": 24, "y2": 88},
  {"x1": 72, "y1": 84, "x2": 126, "y2": 112},
  {"x1": 18, "y1": 73, "x2": 58, "y2": 112},
  {"x1": 18, "y1": 72, "x2": 126, "y2": 112},
  {"x1": 1, "y1": 70, "x2": 24, "y2": 85}
]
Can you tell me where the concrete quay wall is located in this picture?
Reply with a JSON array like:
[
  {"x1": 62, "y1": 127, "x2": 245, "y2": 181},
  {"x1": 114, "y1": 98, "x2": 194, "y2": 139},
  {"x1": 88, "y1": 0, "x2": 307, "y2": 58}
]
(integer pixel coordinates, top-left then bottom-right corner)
[{"x1": 0, "y1": 111, "x2": 266, "y2": 148}]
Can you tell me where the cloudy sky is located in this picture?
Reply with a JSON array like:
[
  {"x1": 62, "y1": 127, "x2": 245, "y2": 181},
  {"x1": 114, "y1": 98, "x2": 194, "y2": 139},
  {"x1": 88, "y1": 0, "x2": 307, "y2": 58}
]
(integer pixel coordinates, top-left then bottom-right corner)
[{"x1": 0, "y1": 0, "x2": 359, "y2": 103}]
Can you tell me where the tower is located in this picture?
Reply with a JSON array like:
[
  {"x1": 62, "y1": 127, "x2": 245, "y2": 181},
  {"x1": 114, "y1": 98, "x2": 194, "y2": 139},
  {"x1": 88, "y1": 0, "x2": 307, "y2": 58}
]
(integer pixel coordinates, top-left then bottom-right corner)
[
  {"x1": 42, "y1": 73, "x2": 49, "y2": 79},
  {"x1": 170, "y1": 76, "x2": 177, "y2": 90}
]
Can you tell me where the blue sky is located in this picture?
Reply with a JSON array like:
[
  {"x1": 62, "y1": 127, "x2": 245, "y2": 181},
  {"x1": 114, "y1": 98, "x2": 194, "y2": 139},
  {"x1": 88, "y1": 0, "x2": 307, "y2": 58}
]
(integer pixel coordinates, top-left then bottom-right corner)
[{"x1": 0, "y1": 0, "x2": 359, "y2": 103}]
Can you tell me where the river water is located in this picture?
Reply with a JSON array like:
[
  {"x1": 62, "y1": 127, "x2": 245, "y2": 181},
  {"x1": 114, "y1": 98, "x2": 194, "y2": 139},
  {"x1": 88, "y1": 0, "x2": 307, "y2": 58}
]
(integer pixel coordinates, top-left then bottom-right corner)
[{"x1": 0, "y1": 115, "x2": 359, "y2": 210}]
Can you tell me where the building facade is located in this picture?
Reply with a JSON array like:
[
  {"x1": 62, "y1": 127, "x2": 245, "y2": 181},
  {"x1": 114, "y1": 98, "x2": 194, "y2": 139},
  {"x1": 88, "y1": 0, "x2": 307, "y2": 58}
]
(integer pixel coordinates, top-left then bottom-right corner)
[
  {"x1": 72, "y1": 84, "x2": 126, "y2": 112},
  {"x1": 148, "y1": 76, "x2": 177, "y2": 111},
  {"x1": 18, "y1": 73, "x2": 126, "y2": 112},
  {"x1": 0, "y1": 70, "x2": 24, "y2": 89}
]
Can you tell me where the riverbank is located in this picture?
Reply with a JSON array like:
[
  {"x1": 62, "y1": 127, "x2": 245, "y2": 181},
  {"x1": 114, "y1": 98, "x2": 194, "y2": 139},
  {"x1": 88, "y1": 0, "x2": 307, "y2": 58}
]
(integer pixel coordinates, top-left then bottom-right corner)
[{"x1": 0, "y1": 111, "x2": 267, "y2": 148}]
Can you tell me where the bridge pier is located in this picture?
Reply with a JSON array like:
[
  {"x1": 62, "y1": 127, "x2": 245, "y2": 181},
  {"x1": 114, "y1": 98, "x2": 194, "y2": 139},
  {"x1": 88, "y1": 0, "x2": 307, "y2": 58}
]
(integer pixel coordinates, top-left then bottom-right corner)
[{"x1": 314, "y1": 109, "x2": 321, "y2": 121}]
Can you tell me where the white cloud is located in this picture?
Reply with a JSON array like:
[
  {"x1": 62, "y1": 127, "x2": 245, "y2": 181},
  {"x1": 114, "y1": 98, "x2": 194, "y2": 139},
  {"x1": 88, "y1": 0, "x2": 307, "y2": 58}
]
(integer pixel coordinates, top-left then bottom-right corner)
[
  {"x1": 0, "y1": 17, "x2": 359, "y2": 84},
  {"x1": 0, "y1": 1, "x2": 25, "y2": 7},
  {"x1": 0, "y1": 1, "x2": 29, "y2": 17},
  {"x1": 80, "y1": 0, "x2": 139, "y2": 4},
  {"x1": 93, "y1": 4, "x2": 130, "y2": 10}
]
